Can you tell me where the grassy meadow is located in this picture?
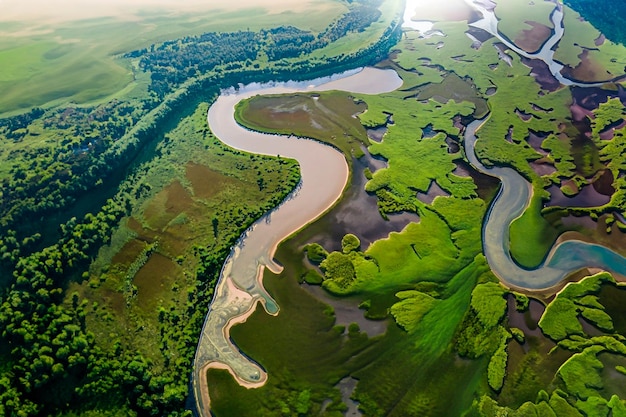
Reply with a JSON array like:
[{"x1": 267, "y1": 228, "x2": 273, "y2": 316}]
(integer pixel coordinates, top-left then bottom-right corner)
[{"x1": 0, "y1": 0, "x2": 348, "y2": 115}]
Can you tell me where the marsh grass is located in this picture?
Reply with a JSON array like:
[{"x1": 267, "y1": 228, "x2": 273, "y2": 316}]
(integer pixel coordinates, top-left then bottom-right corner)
[
  {"x1": 509, "y1": 192, "x2": 560, "y2": 268},
  {"x1": 235, "y1": 90, "x2": 370, "y2": 158},
  {"x1": 66, "y1": 102, "x2": 301, "y2": 370}
]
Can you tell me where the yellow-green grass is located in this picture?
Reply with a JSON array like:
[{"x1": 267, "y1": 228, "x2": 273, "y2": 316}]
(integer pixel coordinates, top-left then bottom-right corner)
[
  {"x1": 509, "y1": 191, "x2": 560, "y2": 268},
  {"x1": 210, "y1": 240, "x2": 489, "y2": 416},
  {"x1": 67, "y1": 102, "x2": 300, "y2": 365},
  {"x1": 351, "y1": 257, "x2": 490, "y2": 416},
  {"x1": 493, "y1": 0, "x2": 554, "y2": 46},
  {"x1": 0, "y1": 2, "x2": 347, "y2": 114},
  {"x1": 395, "y1": 23, "x2": 500, "y2": 93},
  {"x1": 538, "y1": 272, "x2": 615, "y2": 341},
  {"x1": 357, "y1": 92, "x2": 477, "y2": 201}
]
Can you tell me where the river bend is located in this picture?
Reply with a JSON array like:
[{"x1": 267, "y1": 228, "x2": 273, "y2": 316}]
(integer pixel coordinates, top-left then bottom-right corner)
[
  {"x1": 191, "y1": 67, "x2": 403, "y2": 416},
  {"x1": 465, "y1": 118, "x2": 626, "y2": 290}
]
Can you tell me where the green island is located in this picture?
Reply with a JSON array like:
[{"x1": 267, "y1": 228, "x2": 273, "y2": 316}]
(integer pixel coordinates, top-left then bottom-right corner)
[{"x1": 1, "y1": 0, "x2": 626, "y2": 416}]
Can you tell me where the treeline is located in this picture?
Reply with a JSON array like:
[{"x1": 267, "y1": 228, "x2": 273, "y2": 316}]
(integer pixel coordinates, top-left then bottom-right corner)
[
  {"x1": 0, "y1": 2, "x2": 401, "y2": 257},
  {"x1": 132, "y1": 31, "x2": 261, "y2": 99},
  {"x1": 127, "y1": 0, "x2": 384, "y2": 96},
  {"x1": 564, "y1": 0, "x2": 626, "y2": 45}
]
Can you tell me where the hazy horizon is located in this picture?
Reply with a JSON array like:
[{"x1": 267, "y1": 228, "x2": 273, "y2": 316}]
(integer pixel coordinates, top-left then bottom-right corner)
[{"x1": 0, "y1": 0, "x2": 331, "y2": 24}]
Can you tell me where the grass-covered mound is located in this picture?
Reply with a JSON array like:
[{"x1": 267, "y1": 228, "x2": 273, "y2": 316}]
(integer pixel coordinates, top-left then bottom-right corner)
[{"x1": 235, "y1": 91, "x2": 370, "y2": 158}]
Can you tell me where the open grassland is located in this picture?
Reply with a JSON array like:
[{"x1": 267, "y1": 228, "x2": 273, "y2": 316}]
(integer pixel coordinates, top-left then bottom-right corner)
[
  {"x1": 0, "y1": 0, "x2": 347, "y2": 115},
  {"x1": 493, "y1": 0, "x2": 554, "y2": 52}
]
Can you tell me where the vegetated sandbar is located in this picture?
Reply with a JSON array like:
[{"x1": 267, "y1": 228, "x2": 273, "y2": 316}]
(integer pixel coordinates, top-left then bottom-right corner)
[{"x1": 192, "y1": 67, "x2": 402, "y2": 416}]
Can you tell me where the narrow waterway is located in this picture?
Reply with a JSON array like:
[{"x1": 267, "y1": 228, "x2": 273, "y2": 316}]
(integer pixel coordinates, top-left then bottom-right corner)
[
  {"x1": 465, "y1": 118, "x2": 626, "y2": 290},
  {"x1": 463, "y1": 0, "x2": 622, "y2": 87},
  {"x1": 191, "y1": 67, "x2": 403, "y2": 416}
]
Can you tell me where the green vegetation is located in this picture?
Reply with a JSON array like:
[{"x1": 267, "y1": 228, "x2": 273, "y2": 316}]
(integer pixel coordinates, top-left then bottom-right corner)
[
  {"x1": 3, "y1": 0, "x2": 626, "y2": 415},
  {"x1": 218, "y1": 4, "x2": 626, "y2": 414},
  {"x1": 471, "y1": 282, "x2": 507, "y2": 329},
  {"x1": 509, "y1": 190, "x2": 560, "y2": 268},
  {"x1": 0, "y1": 100, "x2": 302, "y2": 416},
  {"x1": 539, "y1": 273, "x2": 615, "y2": 341},
  {"x1": 235, "y1": 90, "x2": 370, "y2": 158},
  {"x1": 0, "y1": 0, "x2": 406, "y2": 414},
  {"x1": 493, "y1": 0, "x2": 554, "y2": 49},
  {"x1": 304, "y1": 243, "x2": 329, "y2": 264},
  {"x1": 488, "y1": 332, "x2": 510, "y2": 392},
  {"x1": 0, "y1": 0, "x2": 402, "y2": 258}
]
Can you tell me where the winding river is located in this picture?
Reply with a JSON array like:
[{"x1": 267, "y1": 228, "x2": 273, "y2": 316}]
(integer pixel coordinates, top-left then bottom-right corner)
[
  {"x1": 192, "y1": 1, "x2": 626, "y2": 415},
  {"x1": 465, "y1": 119, "x2": 626, "y2": 289},
  {"x1": 191, "y1": 68, "x2": 403, "y2": 415}
]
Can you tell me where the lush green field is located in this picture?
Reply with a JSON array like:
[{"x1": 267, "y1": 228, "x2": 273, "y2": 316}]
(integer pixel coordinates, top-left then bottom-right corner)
[{"x1": 0, "y1": 1, "x2": 348, "y2": 115}]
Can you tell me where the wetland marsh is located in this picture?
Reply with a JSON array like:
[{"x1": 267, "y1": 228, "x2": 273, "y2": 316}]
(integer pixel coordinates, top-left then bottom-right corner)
[{"x1": 2, "y1": 0, "x2": 626, "y2": 416}]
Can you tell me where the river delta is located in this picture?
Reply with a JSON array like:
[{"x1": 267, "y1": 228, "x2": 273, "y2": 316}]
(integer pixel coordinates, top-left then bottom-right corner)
[
  {"x1": 1, "y1": 0, "x2": 626, "y2": 416},
  {"x1": 197, "y1": 0, "x2": 626, "y2": 416}
]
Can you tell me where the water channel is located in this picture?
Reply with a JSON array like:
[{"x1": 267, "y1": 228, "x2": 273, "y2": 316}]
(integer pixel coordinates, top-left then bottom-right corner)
[
  {"x1": 191, "y1": 68, "x2": 403, "y2": 415},
  {"x1": 192, "y1": 1, "x2": 626, "y2": 415},
  {"x1": 465, "y1": 118, "x2": 626, "y2": 290}
]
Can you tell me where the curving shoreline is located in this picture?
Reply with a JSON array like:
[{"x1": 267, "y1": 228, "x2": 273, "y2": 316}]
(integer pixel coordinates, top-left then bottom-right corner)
[
  {"x1": 465, "y1": 118, "x2": 626, "y2": 291},
  {"x1": 191, "y1": 2, "x2": 626, "y2": 415},
  {"x1": 191, "y1": 67, "x2": 403, "y2": 416}
]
